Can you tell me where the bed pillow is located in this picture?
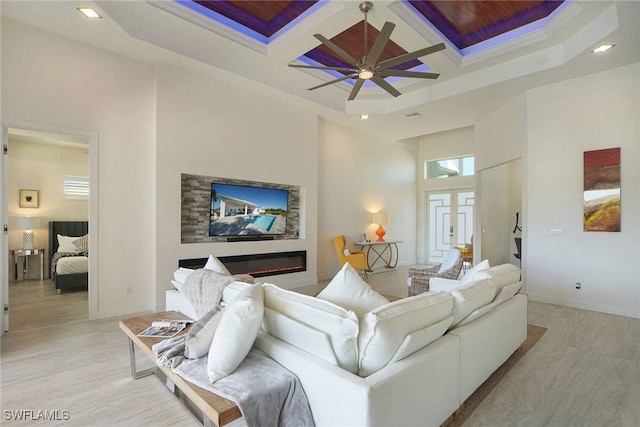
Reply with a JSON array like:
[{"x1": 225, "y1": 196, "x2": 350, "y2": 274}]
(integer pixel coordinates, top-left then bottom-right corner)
[
  {"x1": 72, "y1": 234, "x2": 89, "y2": 252},
  {"x1": 204, "y1": 255, "x2": 231, "y2": 276},
  {"x1": 316, "y1": 263, "x2": 389, "y2": 318},
  {"x1": 57, "y1": 234, "x2": 81, "y2": 253},
  {"x1": 184, "y1": 307, "x2": 223, "y2": 359},
  {"x1": 207, "y1": 283, "x2": 264, "y2": 383}
]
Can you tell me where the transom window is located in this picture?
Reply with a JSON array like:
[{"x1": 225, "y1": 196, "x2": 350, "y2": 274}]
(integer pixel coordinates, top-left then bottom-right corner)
[{"x1": 425, "y1": 156, "x2": 474, "y2": 179}]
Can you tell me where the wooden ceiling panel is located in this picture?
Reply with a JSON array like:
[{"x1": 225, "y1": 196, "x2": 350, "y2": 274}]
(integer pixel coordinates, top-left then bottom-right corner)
[{"x1": 408, "y1": 0, "x2": 565, "y2": 49}]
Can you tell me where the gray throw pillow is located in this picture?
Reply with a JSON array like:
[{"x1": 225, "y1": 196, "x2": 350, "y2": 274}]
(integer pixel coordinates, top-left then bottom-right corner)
[{"x1": 184, "y1": 306, "x2": 223, "y2": 359}]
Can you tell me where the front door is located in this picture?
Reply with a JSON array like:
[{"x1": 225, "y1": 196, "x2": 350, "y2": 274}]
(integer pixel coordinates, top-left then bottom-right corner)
[{"x1": 427, "y1": 190, "x2": 474, "y2": 265}]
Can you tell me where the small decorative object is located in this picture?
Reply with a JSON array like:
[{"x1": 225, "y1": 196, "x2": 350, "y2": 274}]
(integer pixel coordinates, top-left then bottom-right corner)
[
  {"x1": 19, "y1": 189, "x2": 39, "y2": 208},
  {"x1": 371, "y1": 212, "x2": 390, "y2": 242},
  {"x1": 583, "y1": 147, "x2": 620, "y2": 232}
]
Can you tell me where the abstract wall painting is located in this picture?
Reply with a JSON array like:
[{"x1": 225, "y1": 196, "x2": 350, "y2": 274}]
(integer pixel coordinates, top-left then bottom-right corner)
[{"x1": 583, "y1": 147, "x2": 620, "y2": 232}]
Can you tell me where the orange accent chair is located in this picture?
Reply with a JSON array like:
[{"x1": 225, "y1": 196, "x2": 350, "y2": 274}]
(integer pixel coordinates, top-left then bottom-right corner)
[{"x1": 333, "y1": 235, "x2": 368, "y2": 278}]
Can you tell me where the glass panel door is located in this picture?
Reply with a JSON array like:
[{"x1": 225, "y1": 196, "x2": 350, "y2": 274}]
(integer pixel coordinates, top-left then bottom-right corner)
[{"x1": 428, "y1": 190, "x2": 474, "y2": 265}]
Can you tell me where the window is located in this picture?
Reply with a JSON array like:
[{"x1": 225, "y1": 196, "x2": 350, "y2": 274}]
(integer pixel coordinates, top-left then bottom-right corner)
[
  {"x1": 62, "y1": 175, "x2": 89, "y2": 199},
  {"x1": 425, "y1": 156, "x2": 474, "y2": 179}
]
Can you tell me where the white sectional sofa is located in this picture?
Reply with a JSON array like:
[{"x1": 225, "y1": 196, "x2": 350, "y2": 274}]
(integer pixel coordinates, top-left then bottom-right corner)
[{"x1": 165, "y1": 262, "x2": 526, "y2": 427}]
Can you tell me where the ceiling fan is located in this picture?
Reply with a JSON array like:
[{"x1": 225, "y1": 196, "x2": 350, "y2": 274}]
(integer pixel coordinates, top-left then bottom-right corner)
[{"x1": 289, "y1": 1, "x2": 445, "y2": 101}]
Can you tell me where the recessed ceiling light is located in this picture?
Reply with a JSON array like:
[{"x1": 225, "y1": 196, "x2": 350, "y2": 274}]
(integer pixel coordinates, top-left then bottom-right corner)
[
  {"x1": 592, "y1": 44, "x2": 614, "y2": 53},
  {"x1": 360, "y1": 114, "x2": 369, "y2": 120},
  {"x1": 77, "y1": 8, "x2": 102, "y2": 19}
]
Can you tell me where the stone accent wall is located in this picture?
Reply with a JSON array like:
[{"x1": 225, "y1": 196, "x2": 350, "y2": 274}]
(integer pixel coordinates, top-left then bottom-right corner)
[{"x1": 181, "y1": 173, "x2": 300, "y2": 243}]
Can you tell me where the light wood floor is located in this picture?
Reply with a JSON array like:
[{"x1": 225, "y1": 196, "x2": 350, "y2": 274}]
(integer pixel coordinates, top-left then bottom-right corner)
[
  {"x1": 1, "y1": 267, "x2": 638, "y2": 426},
  {"x1": 7, "y1": 279, "x2": 88, "y2": 332}
]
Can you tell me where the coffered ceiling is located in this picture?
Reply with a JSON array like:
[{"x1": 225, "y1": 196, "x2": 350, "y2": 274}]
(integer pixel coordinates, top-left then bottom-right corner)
[{"x1": 1, "y1": 1, "x2": 638, "y2": 140}]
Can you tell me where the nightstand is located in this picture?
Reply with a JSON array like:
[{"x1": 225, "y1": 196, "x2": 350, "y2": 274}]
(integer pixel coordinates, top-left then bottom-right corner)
[{"x1": 11, "y1": 249, "x2": 45, "y2": 281}]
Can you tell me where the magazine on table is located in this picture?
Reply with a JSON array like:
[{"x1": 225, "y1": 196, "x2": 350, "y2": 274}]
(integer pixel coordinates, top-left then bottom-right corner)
[{"x1": 137, "y1": 319, "x2": 193, "y2": 338}]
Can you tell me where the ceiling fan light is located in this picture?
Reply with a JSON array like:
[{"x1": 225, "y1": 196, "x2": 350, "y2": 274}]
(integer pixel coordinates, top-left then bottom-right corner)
[{"x1": 358, "y1": 69, "x2": 374, "y2": 80}]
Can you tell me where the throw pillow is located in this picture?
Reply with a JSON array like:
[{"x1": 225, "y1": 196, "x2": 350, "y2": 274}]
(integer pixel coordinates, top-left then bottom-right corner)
[
  {"x1": 207, "y1": 283, "x2": 264, "y2": 383},
  {"x1": 204, "y1": 255, "x2": 231, "y2": 276},
  {"x1": 316, "y1": 263, "x2": 389, "y2": 318},
  {"x1": 358, "y1": 291, "x2": 454, "y2": 376},
  {"x1": 184, "y1": 307, "x2": 223, "y2": 359},
  {"x1": 262, "y1": 283, "x2": 359, "y2": 373},
  {"x1": 72, "y1": 234, "x2": 89, "y2": 252},
  {"x1": 173, "y1": 267, "x2": 194, "y2": 284},
  {"x1": 57, "y1": 234, "x2": 81, "y2": 253},
  {"x1": 460, "y1": 259, "x2": 490, "y2": 284}
]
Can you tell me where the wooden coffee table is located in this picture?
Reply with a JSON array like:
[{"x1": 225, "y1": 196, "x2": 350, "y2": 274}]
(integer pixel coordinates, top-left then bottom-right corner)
[{"x1": 119, "y1": 311, "x2": 241, "y2": 427}]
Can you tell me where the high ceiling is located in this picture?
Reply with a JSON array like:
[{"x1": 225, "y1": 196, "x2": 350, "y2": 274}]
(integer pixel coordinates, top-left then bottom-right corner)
[{"x1": 1, "y1": 1, "x2": 638, "y2": 140}]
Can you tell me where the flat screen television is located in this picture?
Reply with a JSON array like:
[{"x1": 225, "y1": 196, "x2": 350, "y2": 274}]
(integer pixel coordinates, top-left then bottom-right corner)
[{"x1": 209, "y1": 182, "x2": 289, "y2": 237}]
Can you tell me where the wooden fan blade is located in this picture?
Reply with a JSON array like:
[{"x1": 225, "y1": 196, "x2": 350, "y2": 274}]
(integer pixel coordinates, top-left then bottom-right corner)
[
  {"x1": 365, "y1": 22, "x2": 395, "y2": 67},
  {"x1": 378, "y1": 70, "x2": 440, "y2": 79},
  {"x1": 371, "y1": 76, "x2": 401, "y2": 97},
  {"x1": 289, "y1": 64, "x2": 357, "y2": 73},
  {"x1": 348, "y1": 78, "x2": 365, "y2": 101},
  {"x1": 308, "y1": 73, "x2": 358, "y2": 91},
  {"x1": 314, "y1": 34, "x2": 360, "y2": 68},
  {"x1": 378, "y1": 42, "x2": 446, "y2": 70}
]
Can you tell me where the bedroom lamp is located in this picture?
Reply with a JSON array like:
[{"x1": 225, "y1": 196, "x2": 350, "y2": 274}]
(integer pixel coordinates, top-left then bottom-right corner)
[
  {"x1": 12, "y1": 216, "x2": 41, "y2": 250},
  {"x1": 371, "y1": 212, "x2": 390, "y2": 242}
]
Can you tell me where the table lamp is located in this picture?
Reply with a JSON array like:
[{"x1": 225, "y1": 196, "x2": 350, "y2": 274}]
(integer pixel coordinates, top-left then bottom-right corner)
[
  {"x1": 371, "y1": 212, "x2": 390, "y2": 242},
  {"x1": 12, "y1": 216, "x2": 41, "y2": 250}
]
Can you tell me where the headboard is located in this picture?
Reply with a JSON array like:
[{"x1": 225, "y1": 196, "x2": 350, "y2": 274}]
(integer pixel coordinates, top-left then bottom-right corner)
[{"x1": 48, "y1": 221, "x2": 89, "y2": 265}]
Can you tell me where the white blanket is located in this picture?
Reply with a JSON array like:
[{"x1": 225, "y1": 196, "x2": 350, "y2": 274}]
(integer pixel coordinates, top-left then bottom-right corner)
[
  {"x1": 172, "y1": 348, "x2": 314, "y2": 427},
  {"x1": 182, "y1": 269, "x2": 236, "y2": 318}
]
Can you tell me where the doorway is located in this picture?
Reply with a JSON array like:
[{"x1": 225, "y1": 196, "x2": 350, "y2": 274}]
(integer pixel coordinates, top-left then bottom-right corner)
[
  {"x1": 1, "y1": 120, "x2": 98, "y2": 333},
  {"x1": 427, "y1": 190, "x2": 474, "y2": 265}
]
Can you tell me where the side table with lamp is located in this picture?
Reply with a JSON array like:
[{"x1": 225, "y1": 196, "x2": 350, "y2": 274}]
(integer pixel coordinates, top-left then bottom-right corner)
[{"x1": 9, "y1": 216, "x2": 45, "y2": 281}]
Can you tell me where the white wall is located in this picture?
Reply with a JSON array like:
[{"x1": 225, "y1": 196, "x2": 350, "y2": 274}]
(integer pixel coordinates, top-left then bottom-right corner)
[
  {"x1": 2, "y1": 19, "x2": 156, "y2": 317},
  {"x1": 155, "y1": 63, "x2": 319, "y2": 309},
  {"x1": 317, "y1": 119, "x2": 417, "y2": 280},
  {"x1": 526, "y1": 63, "x2": 639, "y2": 318}
]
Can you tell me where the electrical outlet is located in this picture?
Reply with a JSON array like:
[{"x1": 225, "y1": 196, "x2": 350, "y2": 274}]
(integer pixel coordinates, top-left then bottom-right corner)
[
  {"x1": 575, "y1": 282, "x2": 582, "y2": 290},
  {"x1": 124, "y1": 284, "x2": 133, "y2": 295}
]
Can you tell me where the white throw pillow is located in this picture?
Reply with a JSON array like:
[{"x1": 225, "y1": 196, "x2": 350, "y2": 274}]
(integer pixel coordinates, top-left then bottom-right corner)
[
  {"x1": 57, "y1": 234, "x2": 81, "y2": 253},
  {"x1": 358, "y1": 291, "x2": 454, "y2": 376},
  {"x1": 460, "y1": 259, "x2": 490, "y2": 284},
  {"x1": 185, "y1": 307, "x2": 223, "y2": 359},
  {"x1": 173, "y1": 267, "x2": 195, "y2": 285},
  {"x1": 221, "y1": 281, "x2": 251, "y2": 306},
  {"x1": 204, "y1": 255, "x2": 231, "y2": 276},
  {"x1": 449, "y1": 279, "x2": 497, "y2": 327},
  {"x1": 207, "y1": 283, "x2": 264, "y2": 383},
  {"x1": 262, "y1": 283, "x2": 359, "y2": 373},
  {"x1": 316, "y1": 263, "x2": 389, "y2": 318}
]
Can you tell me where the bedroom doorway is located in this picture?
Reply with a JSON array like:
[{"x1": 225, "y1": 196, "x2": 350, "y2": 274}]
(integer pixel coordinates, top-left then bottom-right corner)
[{"x1": 1, "y1": 120, "x2": 98, "y2": 334}]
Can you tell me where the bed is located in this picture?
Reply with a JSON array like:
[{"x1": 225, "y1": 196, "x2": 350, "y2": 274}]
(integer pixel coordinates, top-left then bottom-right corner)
[{"x1": 48, "y1": 221, "x2": 89, "y2": 294}]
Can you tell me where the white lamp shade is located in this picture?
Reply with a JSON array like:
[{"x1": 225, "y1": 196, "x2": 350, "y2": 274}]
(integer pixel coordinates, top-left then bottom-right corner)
[
  {"x1": 10, "y1": 216, "x2": 41, "y2": 231},
  {"x1": 371, "y1": 212, "x2": 390, "y2": 225}
]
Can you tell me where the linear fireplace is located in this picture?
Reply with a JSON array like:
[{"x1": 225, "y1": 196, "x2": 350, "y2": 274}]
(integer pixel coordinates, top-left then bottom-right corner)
[{"x1": 179, "y1": 251, "x2": 306, "y2": 278}]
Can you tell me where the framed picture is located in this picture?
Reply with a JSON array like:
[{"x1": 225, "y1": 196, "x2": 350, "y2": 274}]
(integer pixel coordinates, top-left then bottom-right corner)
[
  {"x1": 19, "y1": 189, "x2": 39, "y2": 208},
  {"x1": 583, "y1": 147, "x2": 620, "y2": 232}
]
